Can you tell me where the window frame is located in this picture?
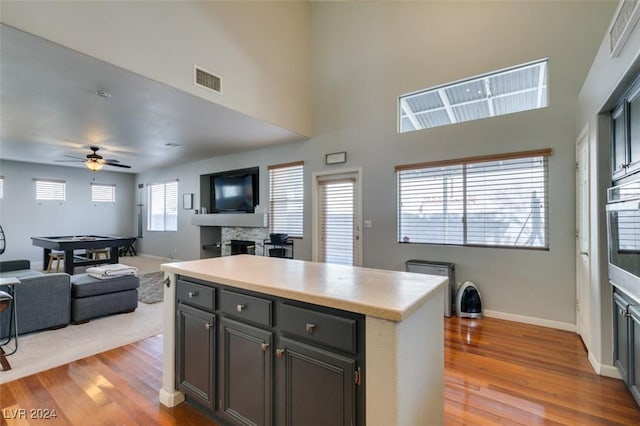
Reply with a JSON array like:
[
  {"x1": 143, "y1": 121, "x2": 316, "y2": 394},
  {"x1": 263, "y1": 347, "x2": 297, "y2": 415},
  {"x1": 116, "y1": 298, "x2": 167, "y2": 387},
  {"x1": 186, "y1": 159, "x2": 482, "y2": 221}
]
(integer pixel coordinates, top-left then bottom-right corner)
[
  {"x1": 396, "y1": 149, "x2": 552, "y2": 250},
  {"x1": 34, "y1": 178, "x2": 66, "y2": 201},
  {"x1": 268, "y1": 161, "x2": 304, "y2": 238},
  {"x1": 398, "y1": 58, "x2": 549, "y2": 133},
  {"x1": 91, "y1": 183, "x2": 116, "y2": 203},
  {"x1": 147, "y1": 180, "x2": 179, "y2": 232}
]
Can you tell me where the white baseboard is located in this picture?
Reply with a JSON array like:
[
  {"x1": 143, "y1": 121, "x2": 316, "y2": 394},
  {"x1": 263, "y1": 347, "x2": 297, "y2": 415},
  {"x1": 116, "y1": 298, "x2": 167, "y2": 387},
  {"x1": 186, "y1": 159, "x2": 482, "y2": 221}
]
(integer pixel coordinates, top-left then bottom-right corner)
[
  {"x1": 587, "y1": 351, "x2": 622, "y2": 379},
  {"x1": 483, "y1": 309, "x2": 576, "y2": 332},
  {"x1": 137, "y1": 253, "x2": 184, "y2": 262}
]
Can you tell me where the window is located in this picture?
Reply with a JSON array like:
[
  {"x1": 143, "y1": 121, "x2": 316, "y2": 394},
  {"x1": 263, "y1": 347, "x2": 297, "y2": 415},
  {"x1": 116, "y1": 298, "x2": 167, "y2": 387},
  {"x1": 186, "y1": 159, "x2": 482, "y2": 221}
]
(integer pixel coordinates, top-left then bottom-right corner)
[
  {"x1": 0, "y1": 176, "x2": 3, "y2": 199},
  {"x1": 91, "y1": 183, "x2": 116, "y2": 203},
  {"x1": 35, "y1": 179, "x2": 65, "y2": 201},
  {"x1": 269, "y1": 162, "x2": 304, "y2": 237},
  {"x1": 148, "y1": 181, "x2": 178, "y2": 231},
  {"x1": 396, "y1": 149, "x2": 551, "y2": 249},
  {"x1": 399, "y1": 59, "x2": 548, "y2": 132}
]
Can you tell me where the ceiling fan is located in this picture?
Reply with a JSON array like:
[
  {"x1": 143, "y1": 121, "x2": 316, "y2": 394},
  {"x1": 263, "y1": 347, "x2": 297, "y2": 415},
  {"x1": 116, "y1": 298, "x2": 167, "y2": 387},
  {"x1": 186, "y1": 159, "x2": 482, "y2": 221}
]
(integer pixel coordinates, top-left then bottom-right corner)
[{"x1": 56, "y1": 146, "x2": 131, "y2": 171}]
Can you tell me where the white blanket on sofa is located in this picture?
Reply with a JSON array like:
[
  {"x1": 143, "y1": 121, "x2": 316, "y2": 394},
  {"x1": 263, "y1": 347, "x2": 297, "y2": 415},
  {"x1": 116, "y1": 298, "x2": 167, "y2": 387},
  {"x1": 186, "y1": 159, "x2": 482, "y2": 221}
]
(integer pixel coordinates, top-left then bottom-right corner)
[{"x1": 86, "y1": 264, "x2": 138, "y2": 280}]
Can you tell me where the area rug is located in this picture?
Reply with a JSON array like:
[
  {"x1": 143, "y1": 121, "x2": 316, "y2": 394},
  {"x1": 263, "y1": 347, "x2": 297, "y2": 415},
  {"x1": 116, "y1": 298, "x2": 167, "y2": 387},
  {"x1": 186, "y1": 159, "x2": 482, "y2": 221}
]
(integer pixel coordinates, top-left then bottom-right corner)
[
  {"x1": 0, "y1": 302, "x2": 163, "y2": 384},
  {"x1": 138, "y1": 271, "x2": 165, "y2": 304}
]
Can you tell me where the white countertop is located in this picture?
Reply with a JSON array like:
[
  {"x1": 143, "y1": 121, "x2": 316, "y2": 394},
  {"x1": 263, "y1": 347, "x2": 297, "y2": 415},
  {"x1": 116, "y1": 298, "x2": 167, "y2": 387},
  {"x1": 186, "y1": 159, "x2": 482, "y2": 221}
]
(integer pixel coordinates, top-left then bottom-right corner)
[{"x1": 161, "y1": 255, "x2": 447, "y2": 321}]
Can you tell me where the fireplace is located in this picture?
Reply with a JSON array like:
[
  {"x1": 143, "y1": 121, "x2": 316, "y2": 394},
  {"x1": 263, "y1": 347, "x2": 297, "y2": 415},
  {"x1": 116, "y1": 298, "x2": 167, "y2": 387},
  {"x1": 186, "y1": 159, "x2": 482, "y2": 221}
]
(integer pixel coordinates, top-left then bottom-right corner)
[{"x1": 230, "y1": 239, "x2": 255, "y2": 255}]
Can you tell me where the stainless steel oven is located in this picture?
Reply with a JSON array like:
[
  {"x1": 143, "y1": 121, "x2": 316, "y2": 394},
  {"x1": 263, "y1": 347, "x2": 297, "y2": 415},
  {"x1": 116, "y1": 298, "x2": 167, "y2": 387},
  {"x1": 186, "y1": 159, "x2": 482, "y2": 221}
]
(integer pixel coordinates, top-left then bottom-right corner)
[{"x1": 607, "y1": 179, "x2": 640, "y2": 299}]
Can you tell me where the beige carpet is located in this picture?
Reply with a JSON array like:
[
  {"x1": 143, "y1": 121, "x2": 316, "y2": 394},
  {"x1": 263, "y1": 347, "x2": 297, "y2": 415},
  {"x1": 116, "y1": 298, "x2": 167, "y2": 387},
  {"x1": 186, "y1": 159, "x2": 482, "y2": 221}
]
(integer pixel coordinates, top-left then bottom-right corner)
[{"x1": 1, "y1": 255, "x2": 170, "y2": 384}]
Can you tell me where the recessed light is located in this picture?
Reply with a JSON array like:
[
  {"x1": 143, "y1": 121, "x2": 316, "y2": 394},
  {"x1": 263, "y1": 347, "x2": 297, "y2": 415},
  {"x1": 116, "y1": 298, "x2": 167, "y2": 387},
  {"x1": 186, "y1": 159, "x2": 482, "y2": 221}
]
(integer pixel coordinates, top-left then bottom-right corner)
[{"x1": 96, "y1": 90, "x2": 111, "y2": 99}]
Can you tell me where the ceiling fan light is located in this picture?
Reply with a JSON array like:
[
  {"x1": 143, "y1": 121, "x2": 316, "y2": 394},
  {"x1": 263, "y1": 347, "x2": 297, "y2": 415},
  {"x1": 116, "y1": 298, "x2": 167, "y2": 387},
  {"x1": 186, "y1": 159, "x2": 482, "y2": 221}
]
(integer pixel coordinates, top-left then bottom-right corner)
[{"x1": 85, "y1": 161, "x2": 104, "y2": 171}]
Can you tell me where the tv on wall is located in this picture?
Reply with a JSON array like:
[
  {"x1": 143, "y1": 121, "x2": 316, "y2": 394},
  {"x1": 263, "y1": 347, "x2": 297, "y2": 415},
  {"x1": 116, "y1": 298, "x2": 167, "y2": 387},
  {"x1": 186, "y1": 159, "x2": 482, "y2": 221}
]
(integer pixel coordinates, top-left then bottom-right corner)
[{"x1": 210, "y1": 167, "x2": 259, "y2": 213}]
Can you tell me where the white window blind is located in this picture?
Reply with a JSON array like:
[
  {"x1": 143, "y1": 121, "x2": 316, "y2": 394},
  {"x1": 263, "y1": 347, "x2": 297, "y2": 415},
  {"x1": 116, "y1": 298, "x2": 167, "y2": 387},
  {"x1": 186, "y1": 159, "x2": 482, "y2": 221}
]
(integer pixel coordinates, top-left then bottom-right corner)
[
  {"x1": 397, "y1": 149, "x2": 551, "y2": 249},
  {"x1": 269, "y1": 162, "x2": 304, "y2": 237},
  {"x1": 0, "y1": 176, "x2": 4, "y2": 199},
  {"x1": 148, "y1": 180, "x2": 178, "y2": 231},
  {"x1": 91, "y1": 183, "x2": 116, "y2": 203},
  {"x1": 319, "y1": 177, "x2": 356, "y2": 265},
  {"x1": 35, "y1": 179, "x2": 66, "y2": 201}
]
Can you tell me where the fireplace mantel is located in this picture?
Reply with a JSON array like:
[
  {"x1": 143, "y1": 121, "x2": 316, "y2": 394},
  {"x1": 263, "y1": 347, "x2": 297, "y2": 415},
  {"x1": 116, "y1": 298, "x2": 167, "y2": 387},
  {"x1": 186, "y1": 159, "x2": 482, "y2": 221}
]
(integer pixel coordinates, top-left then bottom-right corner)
[{"x1": 191, "y1": 213, "x2": 268, "y2": 228}]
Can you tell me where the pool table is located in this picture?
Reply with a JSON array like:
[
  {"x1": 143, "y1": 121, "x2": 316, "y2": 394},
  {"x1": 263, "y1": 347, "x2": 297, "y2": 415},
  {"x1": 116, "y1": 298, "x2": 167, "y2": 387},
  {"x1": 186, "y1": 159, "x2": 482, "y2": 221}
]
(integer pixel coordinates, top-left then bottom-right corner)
[{"x1": 31, "y1": 235, "x2": 136, "y2": 275}]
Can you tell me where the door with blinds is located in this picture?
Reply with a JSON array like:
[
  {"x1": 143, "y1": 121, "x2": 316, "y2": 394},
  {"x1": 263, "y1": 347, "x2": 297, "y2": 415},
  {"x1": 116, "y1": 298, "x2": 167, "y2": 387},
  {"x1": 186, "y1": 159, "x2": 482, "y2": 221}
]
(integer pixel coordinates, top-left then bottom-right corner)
[{"x1": 316, "y1": 173, "x2": 361, "y2": 266}]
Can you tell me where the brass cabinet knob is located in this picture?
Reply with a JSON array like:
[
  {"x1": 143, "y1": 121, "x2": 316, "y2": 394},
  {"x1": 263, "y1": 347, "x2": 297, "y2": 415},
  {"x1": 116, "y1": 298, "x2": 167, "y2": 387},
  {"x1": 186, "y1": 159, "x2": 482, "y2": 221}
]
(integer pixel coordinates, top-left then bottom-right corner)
[
  {"x1": 276, "y1": 349, "x2": 285, "y2": 358},
  {"x1": 261, "y1": 343, "x2": 269, "y2": 352},
  {"x1": 205, "y1": 323, "x2": 213, "y2": 331},
  {"x1": 236, "y1": 304, "x2": 246, "y2": 312},
  {"x1": 188, "y1": 291, "x2": 198, "y2": 299},
  {"x1": 305, "y1": 323, "x2": 316, "y2": 334}
]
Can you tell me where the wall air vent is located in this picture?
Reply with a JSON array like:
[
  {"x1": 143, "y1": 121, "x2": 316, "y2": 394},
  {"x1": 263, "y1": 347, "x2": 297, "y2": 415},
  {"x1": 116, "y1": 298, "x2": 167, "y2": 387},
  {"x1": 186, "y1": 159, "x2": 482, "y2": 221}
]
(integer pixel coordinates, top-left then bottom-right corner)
[
  {"x1": 610, "y1": 0, "x2": 640, "y2": 57},
  {"x1": 194, "y1": 66, "x2": 222, "y2": 94}
]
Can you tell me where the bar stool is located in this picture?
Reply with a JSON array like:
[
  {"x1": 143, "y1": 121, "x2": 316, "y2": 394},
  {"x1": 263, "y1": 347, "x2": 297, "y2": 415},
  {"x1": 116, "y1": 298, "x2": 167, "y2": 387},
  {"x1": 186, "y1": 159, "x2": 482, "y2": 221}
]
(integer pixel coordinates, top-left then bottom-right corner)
[
  {"x1": 0, "y1": 289, "x2": 17, "y2": 371},
  {"x1": 87, "y1": 248, "x2": 110, "y2": 260},
  {"x1": 47, "y1": 251, "x2": 64, "y2": 273}
]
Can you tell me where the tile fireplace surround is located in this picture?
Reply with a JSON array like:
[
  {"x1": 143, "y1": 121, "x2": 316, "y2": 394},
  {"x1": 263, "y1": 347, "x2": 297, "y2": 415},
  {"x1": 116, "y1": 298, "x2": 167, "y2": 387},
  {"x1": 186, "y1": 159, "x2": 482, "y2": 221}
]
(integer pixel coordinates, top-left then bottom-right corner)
[{"x1": 221, "y1": 226, "x2": 269, "y2": 257}]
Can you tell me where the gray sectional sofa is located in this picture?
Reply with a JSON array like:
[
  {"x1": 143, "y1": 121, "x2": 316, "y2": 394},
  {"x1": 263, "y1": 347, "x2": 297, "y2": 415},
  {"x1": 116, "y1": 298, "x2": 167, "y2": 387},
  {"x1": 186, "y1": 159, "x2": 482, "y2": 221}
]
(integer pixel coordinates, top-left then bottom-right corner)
[
  {"x1": 0, "y1": 259, "x2": 139, "y2": 339},
  {"x1": 0, "y1": 260, "x2": 71, "y2": 339}
]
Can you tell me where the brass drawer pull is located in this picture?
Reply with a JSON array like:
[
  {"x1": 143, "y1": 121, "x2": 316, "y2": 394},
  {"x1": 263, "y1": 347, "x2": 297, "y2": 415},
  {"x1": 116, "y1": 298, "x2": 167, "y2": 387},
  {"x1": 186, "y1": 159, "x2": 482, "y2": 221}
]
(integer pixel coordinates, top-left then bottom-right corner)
[
  {"x1": 236, "y1": 304, "x2": 246, "y2": 312},
  {"x1": 305, "y1": 323, "x2": 316, "y2": 334}
]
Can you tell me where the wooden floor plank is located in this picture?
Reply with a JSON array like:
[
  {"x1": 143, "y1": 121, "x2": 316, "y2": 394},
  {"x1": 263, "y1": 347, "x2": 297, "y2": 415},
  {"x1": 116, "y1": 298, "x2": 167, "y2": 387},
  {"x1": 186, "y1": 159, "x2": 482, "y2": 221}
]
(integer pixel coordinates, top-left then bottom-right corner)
[{"x1": 1, "y1": 317, "x2": 639, "y2": 425}]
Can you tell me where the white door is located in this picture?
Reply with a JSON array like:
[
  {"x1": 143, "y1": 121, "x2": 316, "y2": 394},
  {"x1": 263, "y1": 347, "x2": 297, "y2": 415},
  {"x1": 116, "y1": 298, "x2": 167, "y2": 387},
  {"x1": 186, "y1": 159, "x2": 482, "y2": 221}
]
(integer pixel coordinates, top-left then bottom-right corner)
[
  {"x1": 313, "y1": 170, "x2": 362, "y2": 266},
  {"x1": 576, "y1": 125, "x2": 591, "y2": 348}
]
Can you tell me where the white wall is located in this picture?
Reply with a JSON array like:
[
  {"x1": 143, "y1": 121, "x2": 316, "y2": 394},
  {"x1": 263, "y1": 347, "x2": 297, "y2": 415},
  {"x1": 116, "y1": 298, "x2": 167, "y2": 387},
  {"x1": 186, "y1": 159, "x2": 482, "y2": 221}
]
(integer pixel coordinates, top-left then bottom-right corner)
[
  {"x1": 0, "y1": 0, "x2": 311, "y2": 138},
  {"x1": 577, "y1": 2, "x2": 640, "y2": 370},
  {"x1": 0, "y1": 160, "x2": 136, "y2": 266},
  {"x1": 136, "y1": 1, "x2": 615, "y2": 327}
]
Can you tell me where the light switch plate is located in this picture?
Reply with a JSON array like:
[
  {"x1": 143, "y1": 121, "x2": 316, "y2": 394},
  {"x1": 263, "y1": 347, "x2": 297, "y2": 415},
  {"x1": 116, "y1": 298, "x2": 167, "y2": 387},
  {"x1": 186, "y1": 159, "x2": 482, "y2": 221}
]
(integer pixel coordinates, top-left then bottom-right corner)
[{"x1": 364, "y1": 220, "x2": 372, "y2": 228}]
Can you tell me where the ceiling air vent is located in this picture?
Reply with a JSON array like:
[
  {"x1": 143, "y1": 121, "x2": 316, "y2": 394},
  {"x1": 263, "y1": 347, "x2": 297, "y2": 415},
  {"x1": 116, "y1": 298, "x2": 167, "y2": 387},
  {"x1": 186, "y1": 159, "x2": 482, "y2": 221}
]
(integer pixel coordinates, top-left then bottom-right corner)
[
  {"x1": 194, "y1": 66, "x2": 222, "y2": 94},
  {"x1": 610, "y1": 0, "x2": 640, "y2": 57}
]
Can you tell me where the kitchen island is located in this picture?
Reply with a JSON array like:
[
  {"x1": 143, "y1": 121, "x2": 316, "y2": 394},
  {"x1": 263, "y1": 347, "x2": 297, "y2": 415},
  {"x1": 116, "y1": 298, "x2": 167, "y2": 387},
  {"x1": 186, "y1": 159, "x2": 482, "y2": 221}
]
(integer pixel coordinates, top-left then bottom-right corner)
[{"x1": 159, "y1": 255, "x2": 447, "y2": 425}]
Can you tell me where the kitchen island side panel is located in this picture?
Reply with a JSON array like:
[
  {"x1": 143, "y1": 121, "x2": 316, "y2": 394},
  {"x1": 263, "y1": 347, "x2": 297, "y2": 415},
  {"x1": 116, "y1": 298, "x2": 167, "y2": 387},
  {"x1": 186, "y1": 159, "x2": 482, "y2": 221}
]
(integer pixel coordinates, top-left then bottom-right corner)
[{"x1": 365, "y1": 289, "x2": 444, "y2": 426}]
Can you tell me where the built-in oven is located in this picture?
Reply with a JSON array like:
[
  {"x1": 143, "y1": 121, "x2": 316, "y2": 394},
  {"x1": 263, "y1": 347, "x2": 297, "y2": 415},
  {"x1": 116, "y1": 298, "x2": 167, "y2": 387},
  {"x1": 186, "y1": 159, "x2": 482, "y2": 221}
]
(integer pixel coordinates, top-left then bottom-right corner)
[{"x1": 607, "y1": 179, "x2": 640, "y2": 299}]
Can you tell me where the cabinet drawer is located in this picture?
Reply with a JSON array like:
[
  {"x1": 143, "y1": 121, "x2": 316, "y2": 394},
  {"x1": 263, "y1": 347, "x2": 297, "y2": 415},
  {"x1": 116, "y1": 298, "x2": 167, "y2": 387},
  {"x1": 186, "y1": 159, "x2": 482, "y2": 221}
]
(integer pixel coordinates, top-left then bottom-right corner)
[
  {"x1": 279, "y1": 303, "x2": 356, "y2": 354},
  {"x1": 220, "y1": 289, "x2": 272, "y2": 327},
  {"x1": 177, "y1": 280, "x2": 215, "y2": 311}
]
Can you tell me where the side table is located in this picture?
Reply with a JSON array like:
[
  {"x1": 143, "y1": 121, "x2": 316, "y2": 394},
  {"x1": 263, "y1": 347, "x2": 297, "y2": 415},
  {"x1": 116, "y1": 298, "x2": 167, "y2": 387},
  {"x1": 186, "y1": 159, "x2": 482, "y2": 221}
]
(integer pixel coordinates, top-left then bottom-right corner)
[{"x1": 0, "y1": 277, "x2": 20, "y2": 371}]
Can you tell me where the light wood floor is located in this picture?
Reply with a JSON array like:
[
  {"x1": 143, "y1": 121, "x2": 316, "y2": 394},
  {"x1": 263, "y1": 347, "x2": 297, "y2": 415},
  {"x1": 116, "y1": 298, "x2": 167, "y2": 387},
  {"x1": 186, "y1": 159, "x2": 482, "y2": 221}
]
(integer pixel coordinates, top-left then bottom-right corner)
[{"x1": 1, "y1": 317, "x2": 639, "y2": 425}]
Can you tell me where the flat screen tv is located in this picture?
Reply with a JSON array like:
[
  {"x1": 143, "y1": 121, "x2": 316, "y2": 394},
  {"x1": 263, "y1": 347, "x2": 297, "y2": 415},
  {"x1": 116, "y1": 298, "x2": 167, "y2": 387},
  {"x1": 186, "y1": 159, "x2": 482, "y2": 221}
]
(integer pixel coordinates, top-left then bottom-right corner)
[{"x1": 211, "y1": 167, "x2": 259, "y2": 213}]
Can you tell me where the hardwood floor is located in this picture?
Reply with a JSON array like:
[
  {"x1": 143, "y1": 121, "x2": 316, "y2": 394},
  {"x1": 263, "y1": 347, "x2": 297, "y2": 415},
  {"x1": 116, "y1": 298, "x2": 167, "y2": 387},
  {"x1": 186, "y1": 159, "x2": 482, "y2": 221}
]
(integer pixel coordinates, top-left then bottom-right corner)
[{"x1": 1, "y1": 317, "x2": 639, "y2": 425}]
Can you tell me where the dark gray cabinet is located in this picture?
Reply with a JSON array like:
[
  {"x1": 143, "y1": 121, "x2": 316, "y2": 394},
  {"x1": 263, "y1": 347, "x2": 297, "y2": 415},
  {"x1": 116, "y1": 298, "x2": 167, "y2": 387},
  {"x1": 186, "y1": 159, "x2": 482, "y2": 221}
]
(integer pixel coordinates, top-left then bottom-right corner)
[
  {"x1": 175, "y1": 277, "x2": 364, "y2": 426},
  {"x1": 613, "y1": 289, "x2": 640, "y2": 406},
  {"x1": 219, "y1": 317, "x2": 273, "y2": 426},
  {"x1": 611, "y1": 74, "x2": 640, "y2": 181},
  {"x1": 176, "y1": 303, "x2": 216, "y2": 411},
  {"x1": 276, "y1": 336, "x2": 356, "y2": 426}
]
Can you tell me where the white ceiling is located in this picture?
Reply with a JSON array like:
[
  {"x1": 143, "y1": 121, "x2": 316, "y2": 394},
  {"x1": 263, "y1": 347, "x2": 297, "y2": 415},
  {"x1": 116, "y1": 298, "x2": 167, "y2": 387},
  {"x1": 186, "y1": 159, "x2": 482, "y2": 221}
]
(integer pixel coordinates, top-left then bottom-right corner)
[{"x1": 0, "y1": 24, "x2": 305, "y2": 174}]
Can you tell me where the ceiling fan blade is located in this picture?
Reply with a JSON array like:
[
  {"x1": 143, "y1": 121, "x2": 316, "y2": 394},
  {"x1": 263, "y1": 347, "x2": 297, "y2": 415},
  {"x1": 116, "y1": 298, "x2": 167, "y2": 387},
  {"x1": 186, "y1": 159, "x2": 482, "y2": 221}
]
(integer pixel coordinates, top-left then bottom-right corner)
[
  {"x1": 63, "y1": 155, "x2": 86, "y2": 160},
  {"x1": 103, "y1": 161, "x2": 131, "y2": 168},
  {"x1": 55, "y1": 159, "x2": 85, "y2": 162}
]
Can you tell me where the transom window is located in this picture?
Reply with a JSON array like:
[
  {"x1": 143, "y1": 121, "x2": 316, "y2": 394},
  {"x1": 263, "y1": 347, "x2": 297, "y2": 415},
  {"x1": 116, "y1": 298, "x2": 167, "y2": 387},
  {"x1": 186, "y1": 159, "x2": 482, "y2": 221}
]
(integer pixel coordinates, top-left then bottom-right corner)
[
  {"x1": 148, "y1": 180, "x2": 178, "y2": 232},
  {"x1": 396, "y1": 149, "x2": 551, "y2": 249},
  {"x1": 269, "y1": 161, "x2": 304, "y2": 238},
  {"x1": 398, "y1": 59, "x2": 548, "y2": 132},
  {"x1": 35, "y1": 178, "x2": 65, "y2": 201},
  {"x1": 91, "y1": 183, "x2": 116, "y2": 203}
]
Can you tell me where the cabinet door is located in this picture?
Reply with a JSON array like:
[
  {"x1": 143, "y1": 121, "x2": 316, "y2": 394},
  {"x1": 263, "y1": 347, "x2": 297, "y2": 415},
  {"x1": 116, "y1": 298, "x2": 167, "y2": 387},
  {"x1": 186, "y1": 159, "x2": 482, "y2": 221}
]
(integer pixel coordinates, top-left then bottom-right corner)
[
  {"x1": 628, "y1": 87, "x2": 640, "y2": 176},
  {"x1": 614, "y1": 293, "x2": 630, "y2": 383},
  {"x1": 276, "y1": 337, "x2": 356, "y2": 426},
  {"x1": 219, "y1": 317, "x2": 273, "y2": 426},
  {"x1": 628, "y1": 305, "x2": 640, "y2": 405},
  {"x1": 612, "y1": 104, "x2": 628, "y2": 180},
  {"x1": 176, "y1": 303, "x2": 216, "y2": 411}
]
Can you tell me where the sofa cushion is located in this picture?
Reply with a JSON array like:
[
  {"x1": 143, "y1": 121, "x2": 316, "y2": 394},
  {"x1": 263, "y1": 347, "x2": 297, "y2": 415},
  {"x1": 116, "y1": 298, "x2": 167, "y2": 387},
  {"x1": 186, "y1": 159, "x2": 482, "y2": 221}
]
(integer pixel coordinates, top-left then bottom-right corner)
[
  {"x1": 0, "y1": 259, "x2": 31, "y2": 273},
  {"x1": 71, "y1": 273, "x2": 139, "y2": 298}
]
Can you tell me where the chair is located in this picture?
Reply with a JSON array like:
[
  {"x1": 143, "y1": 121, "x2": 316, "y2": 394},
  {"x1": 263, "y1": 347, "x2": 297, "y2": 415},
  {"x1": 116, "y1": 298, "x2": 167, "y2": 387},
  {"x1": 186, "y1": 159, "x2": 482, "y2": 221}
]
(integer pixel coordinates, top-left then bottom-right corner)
[
  {"x1": 0, "y1": 289, "x2": 17, "y2": 371},
  {"x1": 86, "y1": 248, "x2": 110, "y2": 260}
]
